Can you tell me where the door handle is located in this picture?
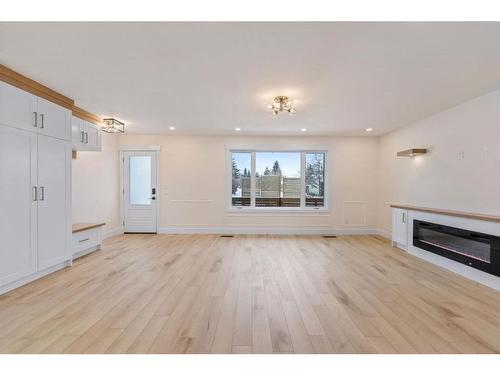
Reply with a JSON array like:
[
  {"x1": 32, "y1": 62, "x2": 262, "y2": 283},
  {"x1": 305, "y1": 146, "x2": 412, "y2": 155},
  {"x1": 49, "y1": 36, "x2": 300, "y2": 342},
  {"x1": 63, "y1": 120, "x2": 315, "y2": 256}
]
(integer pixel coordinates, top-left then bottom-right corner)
[
  {"x1": 39, "y1": 186, "x2": 45, "y2": 201},
  {"x1": 32, "y1": 186, "x2": 38, "y2": 201},
  {"x1": 39, "y1": 114, "x2": 44, "y2": 129},
  {"x1": 33, "y1": 112, "x2": 38, "y2": 127}
]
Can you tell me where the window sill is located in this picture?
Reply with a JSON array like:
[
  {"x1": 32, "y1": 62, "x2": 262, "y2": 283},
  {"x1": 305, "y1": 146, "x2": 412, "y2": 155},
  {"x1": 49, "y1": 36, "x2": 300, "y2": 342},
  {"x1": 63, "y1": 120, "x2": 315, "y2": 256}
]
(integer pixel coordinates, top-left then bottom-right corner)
[{"x1": 226, "y1": 207, "x2": 330, "y2": 214}]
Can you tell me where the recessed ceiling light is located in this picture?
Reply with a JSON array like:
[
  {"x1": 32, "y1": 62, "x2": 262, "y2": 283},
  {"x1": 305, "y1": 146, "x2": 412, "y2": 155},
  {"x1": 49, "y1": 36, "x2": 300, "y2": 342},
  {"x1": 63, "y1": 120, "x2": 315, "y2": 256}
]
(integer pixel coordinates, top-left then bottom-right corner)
[
  {"x1": 235, "y1": 128, "x2": 241, "y2": 131},
  {"x1": 301, "y1": 128, "x2": 307, "y2": 132},
  {"x1": 169, "y1": 126, "x2": 175, "y2": 130},
  {"x1": 366, "y1": 128, "x2": 373, "y2": 132}
]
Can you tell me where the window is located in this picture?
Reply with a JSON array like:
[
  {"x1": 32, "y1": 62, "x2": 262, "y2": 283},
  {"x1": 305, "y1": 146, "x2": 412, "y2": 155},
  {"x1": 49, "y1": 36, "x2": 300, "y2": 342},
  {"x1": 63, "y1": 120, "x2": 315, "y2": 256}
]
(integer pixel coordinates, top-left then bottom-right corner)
[
  {"x1": 231, "y1": 152, "x2": 251, "y2": 206},
  {"x1": 129, "y1": 156, "x2": 152, "y2": 205},
  {"x1": 229, "y1": 150, "x2": 327, "y2": 209}
]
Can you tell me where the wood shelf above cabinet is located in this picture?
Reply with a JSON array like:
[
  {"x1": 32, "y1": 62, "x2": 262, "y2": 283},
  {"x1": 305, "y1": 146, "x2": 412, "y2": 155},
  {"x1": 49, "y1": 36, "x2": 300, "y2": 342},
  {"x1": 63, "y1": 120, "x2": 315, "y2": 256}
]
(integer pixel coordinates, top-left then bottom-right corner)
[
  {"x1": 72, "y1": 106, "x2": 102, "y2": 126},
  {"x1": 390, "y1": 204, "x2": 500, "y2": 223},
  {"x1": 0, "y1": 64, "x2": 74, "y2": 109},
  {"x1": 1, "y1": 64, "x2": 102, "y2": 129}
]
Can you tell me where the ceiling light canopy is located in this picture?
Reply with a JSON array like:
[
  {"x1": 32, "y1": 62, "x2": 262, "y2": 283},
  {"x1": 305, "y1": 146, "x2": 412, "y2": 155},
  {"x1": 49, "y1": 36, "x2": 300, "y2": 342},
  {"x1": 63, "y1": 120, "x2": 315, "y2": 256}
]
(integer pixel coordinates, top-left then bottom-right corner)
[
  {"x1": 102, "y1": 118, "x2": 125, "y2": 133},
  {"x1": 267, "y1": 96, "x2": 296, "y2": 117}
]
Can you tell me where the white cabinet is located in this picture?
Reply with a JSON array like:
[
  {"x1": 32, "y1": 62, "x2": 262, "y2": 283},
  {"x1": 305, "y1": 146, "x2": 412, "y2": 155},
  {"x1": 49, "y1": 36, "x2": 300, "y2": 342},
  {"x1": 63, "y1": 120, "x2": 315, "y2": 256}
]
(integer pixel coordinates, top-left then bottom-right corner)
[
  {"x1": 85, "y1": 121, "x2": 101, "y2": 151},
  {"x1": 72, "y1": 224, "x2": 104, "y2": 259},
  {"x1": 0, "y1": 81, "x2": 37, "y2": 132},
  {"x1": 392, "y1": 208, "x2": 408, "y2": 250},
  {"x1": 71, "y1": 116, "x2": 101, "y2": 151},
  {"x1": 0, "y1": 81, "x2": 71, "y2": 141},
  {"x1": 0, "y1": 125, "x2": 38, "y2": 286},
  {"x1": 0, "y1": 82, "x2": 71, "y2": 294},
  {"x1": 37, "y1": 136, "x2": 71, "y2": 270},
  {"x1": 37, "y1": 97, "x2": 71, "y2": 141}
]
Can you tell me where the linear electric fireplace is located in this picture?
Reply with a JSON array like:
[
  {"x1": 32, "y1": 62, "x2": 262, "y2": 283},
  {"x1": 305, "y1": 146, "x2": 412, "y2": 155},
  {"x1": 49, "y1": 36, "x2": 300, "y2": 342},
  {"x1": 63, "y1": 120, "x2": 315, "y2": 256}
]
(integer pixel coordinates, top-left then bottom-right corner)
[{"x1": 413, "y1": 220, "x2": 500, "y2": 277}]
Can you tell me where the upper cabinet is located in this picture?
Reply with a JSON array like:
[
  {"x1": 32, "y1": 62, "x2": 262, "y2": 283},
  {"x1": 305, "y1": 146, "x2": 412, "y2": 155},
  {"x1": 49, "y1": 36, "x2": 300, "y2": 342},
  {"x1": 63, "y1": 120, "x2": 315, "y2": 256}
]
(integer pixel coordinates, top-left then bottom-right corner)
[
  {"x1": 71, "y1": 115, "x2": 102, "y2": 152},
  {"x1": 0, "y1": 81, "x2": 37, "y2": 131},
  {"x1": 37, "y1": 97, "x2": 71, "y2": 141},
  {"x1": 0, "y1": 81, "x2": 71, "y2": 141}
]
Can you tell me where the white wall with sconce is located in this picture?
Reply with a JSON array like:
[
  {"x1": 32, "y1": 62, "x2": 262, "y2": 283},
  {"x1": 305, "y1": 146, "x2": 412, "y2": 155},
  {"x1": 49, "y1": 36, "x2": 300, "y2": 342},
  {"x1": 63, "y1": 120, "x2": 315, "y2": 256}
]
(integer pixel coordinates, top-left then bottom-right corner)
[{"x1": 377, "y1": 88, "x2": 500, "y2": 237}]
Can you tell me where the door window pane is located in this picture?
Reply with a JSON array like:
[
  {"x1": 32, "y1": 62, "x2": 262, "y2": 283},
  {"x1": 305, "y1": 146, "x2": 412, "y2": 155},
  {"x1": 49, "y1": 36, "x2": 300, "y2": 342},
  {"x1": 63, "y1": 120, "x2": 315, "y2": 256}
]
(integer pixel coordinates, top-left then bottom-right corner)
[
  {"x1": 305, "y1": 153, "x2": 325, "y2": 207},
  {"x1": 255, "y1": 152, "x2": 300, "y2": 207},
  {"x1": 231, "y1": 152, "x2": 251, "y2": 206},
  {"x1": 130, "y1": 156, "x2": 152, "y2": 205}
]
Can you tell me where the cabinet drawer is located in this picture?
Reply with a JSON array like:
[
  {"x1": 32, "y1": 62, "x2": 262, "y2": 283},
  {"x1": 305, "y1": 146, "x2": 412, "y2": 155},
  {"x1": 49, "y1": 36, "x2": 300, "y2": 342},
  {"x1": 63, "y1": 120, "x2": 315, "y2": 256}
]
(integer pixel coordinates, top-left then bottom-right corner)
[{"x1": 72, "y1": 228, "x2": 100, "y2": 255}]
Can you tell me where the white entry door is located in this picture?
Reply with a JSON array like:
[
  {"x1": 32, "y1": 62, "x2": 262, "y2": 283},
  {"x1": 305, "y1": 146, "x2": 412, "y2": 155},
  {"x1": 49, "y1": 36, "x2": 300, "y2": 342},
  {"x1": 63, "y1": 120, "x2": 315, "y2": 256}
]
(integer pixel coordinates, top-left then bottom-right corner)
[{"x1": 122, "y1": 151, "x2": 158, "y2": 233}]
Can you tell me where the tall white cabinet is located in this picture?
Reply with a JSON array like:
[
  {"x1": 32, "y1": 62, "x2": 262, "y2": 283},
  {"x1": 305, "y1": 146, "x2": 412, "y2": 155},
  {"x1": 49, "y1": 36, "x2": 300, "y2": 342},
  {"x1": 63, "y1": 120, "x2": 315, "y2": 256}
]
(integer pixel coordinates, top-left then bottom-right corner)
[{"x1": 0, "y1": 81, "x2": 71, "y2": 294}]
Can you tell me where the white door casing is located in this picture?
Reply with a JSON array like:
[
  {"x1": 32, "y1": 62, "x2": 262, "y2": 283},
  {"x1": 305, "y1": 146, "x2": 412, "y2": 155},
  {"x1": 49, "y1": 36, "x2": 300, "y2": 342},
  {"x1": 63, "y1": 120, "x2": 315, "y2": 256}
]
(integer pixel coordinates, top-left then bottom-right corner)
[{"x1": 121, "y1": 149, "x2": 159, "y2": 233}]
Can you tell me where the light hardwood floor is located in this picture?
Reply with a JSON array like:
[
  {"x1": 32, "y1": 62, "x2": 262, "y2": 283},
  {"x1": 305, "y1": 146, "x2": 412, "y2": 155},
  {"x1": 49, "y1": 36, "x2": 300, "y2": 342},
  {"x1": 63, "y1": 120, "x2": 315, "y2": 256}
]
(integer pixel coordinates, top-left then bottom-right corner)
[{"x1": 1, "y1": 234, "x2": 500, "y2": 354}]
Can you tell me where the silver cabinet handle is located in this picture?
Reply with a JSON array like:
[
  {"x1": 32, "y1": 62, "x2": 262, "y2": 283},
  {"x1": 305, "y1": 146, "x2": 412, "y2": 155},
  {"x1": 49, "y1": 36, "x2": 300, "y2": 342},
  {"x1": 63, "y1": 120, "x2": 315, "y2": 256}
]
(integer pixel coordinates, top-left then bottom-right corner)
[
  {"x1": 39, "y1": 114, "x2": 44, "y2": 129},
  {"x1": 39, "y1": 186, "x2": 45, "y2": 201},
  {"x1": 32, "y1": 186, "x2": 38, "y2": 201},
  {"x1": 402, "y1": 212, "x2": 406, "y2": 223},
  {"x1": 33, "y1": 112, "x2": 38, "y2": 127},
  {"x1": 81, "y1": 130, "x2": 85, "y2": 143},
  {"x1": 78, "y1": 238, "x2": 90, "y2": 243},
  {"x1": 85, "y1": 132, "x2": 89, "y2": 144}
]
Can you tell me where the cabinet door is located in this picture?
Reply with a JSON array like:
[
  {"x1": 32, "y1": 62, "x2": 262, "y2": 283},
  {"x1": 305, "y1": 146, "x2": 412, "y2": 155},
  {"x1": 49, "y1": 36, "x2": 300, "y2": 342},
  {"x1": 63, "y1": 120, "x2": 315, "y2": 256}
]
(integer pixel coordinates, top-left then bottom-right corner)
[
  {"x1": 37, "y1": 135, "x2": 71, "y2": 270},
  {"x1": 392, "y1": 208, "x2": 408, "y2": 248},
  {"x1": 84, "y1": 121, "x2": 101, "y2": 151},
  {"x1": 37, "y1": 97, "x2": 71, "y2": 141},
  {"x1": 0, "y1": 125, "x2": 38, "y2": 286},
  {"x1": 0, "y1": 81, "x2": 37, "y2": 132},
  {"x1": 71, "y1": 116, "x2": 85, "y2": 150}
]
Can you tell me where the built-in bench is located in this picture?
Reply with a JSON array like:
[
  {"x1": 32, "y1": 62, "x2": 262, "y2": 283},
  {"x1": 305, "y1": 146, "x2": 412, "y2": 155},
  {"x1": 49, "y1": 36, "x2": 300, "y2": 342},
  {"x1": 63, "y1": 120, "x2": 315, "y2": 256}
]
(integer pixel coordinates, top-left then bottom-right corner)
[{"x1": 72, "y1": 223, "x2": 105, "y2": 259}]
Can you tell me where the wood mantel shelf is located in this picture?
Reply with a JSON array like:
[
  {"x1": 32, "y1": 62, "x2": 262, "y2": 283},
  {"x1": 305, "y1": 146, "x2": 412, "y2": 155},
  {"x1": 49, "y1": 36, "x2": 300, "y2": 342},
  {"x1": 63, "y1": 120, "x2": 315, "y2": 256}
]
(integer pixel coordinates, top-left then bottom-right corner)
[
  {"x1": 390, "y1": 204, "x2": 500, "y2": 223},
  {"x1": 72, "y1": 223, "x2": 105, "y2": 233}
]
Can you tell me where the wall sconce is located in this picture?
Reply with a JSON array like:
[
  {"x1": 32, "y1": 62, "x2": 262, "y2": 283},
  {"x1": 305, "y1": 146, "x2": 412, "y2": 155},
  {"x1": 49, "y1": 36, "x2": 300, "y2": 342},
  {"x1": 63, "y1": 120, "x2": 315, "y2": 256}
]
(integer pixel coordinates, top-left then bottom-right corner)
[{"x1": 397, "y1": 148, "x2": 427, "y2": 157}]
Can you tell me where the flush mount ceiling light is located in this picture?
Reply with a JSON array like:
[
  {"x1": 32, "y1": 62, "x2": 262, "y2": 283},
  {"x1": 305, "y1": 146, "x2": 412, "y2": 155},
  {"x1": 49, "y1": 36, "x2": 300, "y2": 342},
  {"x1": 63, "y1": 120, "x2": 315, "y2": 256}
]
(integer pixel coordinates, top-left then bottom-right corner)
[
  {"x1": 102, "y1": 118, "x2": 125, "y2": 133},
  {"x1": 366, "y1": 128, "x2": 373, "y2": 132},
  {"x1": 267, "y1": 96, "x2": 296, "y2": 117},
  {"x1": 169, "y1": 126, "x2": 176, "y2": 130}
]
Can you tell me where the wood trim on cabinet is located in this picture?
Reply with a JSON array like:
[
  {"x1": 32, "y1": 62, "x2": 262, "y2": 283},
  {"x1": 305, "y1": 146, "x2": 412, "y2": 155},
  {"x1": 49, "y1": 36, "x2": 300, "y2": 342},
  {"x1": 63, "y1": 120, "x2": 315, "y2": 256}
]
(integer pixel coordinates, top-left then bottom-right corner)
[
  {"x1": 72, "y1": 106, "x2": 102, "y2": 126},
  {"x1": 1, "y1": 64, "x2": 102, "y2": 127},
  {"x1": 0, "y1": 64, "x2": 74, "y2": 109},
  {"x1": 390, "y1": 204, "x2": 500, "y2": 223}
]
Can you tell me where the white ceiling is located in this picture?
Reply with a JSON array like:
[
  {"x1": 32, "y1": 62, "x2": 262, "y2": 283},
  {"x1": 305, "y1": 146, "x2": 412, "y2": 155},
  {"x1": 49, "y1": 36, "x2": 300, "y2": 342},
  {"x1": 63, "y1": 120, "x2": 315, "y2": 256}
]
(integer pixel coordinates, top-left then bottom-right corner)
[{"x1": 1, "y1": 22, "x2": 500, "y2": 136}]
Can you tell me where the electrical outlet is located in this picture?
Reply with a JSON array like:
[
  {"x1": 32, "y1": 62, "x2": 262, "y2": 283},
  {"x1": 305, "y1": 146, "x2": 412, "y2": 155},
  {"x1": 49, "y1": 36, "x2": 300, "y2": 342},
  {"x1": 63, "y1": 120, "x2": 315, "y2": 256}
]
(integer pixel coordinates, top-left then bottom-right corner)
[
  {"x1": 481, "y1": 146, "x2": 488, "y2": 159},
  {"x1": 458, "y1": 151, "x2": 465, "y2": 160}
]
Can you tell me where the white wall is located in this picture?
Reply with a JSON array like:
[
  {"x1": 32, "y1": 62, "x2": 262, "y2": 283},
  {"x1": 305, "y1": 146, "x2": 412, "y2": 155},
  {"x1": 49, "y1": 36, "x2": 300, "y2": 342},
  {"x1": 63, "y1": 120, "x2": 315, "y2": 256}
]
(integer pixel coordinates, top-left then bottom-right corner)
[
  {"x1": 377, "y1": 89, "x2": 500, "y2": 235},
  {"x1": 119, "y1": 134, "x2": 379, "y2": 234},
  {"x1": 72, "y1": 132, "x2": 121, "y2": 237}
]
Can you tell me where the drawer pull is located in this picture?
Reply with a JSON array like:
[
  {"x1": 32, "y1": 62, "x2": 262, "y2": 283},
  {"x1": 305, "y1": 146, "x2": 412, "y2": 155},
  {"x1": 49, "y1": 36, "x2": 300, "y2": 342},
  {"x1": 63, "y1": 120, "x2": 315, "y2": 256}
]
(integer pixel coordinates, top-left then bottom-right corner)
[{"x1": 78, "y1": 238, "x2": 90, "y2": 243}]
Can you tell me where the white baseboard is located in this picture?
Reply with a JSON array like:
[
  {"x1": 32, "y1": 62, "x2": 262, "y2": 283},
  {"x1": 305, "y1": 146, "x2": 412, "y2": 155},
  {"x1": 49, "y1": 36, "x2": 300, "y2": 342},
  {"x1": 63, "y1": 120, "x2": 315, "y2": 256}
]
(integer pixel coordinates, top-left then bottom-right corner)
[
  {"x1": 0, "y1": 261, "x2": 70, "y2": 296},
  {"x1": 158, "y1": 226, "x2": 380, "y2": 236},
  {"x1": 376, "y1": 228, "x2": 392, "y2": 239},
  {"x1": 102, "y1": 227, "x2": 123, "y2": 239}
]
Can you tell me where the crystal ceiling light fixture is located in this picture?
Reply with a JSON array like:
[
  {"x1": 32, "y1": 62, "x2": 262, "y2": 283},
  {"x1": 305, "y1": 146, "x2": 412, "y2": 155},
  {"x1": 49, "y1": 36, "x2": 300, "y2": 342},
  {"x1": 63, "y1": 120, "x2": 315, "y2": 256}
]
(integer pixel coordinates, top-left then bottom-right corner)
[
  {"x1": 102, "y1": 118, "x2": 125, "y2": 133},
  {"x1": 267, "y1": 96, "x2": 296, "y2": 117}
]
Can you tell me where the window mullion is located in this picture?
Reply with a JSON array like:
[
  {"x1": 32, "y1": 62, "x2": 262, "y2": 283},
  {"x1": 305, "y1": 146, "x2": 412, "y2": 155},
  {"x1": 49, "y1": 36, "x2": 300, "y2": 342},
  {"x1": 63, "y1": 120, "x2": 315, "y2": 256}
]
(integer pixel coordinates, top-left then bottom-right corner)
[
  {"x1": 300, "y1": 152, "x2": 306, "y2": 209},
  {"x1": 251, "y1": 151, "x2": 256, "y2": 208}
]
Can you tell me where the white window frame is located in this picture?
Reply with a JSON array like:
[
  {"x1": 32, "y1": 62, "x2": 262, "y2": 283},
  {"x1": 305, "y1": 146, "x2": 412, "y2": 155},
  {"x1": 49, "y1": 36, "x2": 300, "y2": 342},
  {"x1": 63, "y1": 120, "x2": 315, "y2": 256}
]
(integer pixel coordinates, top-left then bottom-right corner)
[{"x1": 226, "y1": 149, "x2": 329, "y2": 213}]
